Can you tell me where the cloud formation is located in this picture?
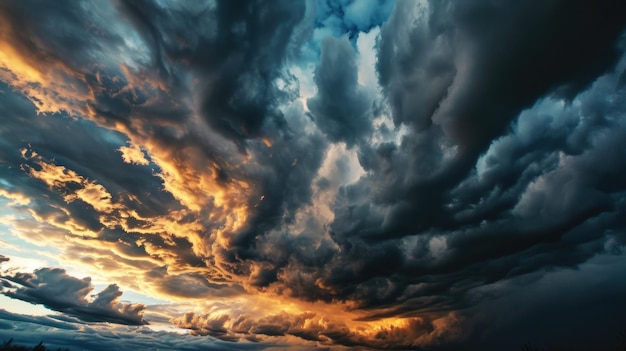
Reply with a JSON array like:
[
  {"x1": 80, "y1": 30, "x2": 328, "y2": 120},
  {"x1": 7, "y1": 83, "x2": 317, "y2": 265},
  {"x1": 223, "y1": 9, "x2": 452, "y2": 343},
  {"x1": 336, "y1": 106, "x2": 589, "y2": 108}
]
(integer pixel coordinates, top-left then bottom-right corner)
[
  {"x1": 0, "y1": 310, "x2": 263, "y2": 351},
  {"x1": 172, "y1": 309, "x2": 464, "y2": 349},
  {"x1": 307, "y1": 36, "x2": 372, "y2": 146},
  {"x1": 1, "y1": 267, "x2": 146, "y2": 325},
  {"x1": 1, "y1": 0, "x2": 626, "y2": 350}
]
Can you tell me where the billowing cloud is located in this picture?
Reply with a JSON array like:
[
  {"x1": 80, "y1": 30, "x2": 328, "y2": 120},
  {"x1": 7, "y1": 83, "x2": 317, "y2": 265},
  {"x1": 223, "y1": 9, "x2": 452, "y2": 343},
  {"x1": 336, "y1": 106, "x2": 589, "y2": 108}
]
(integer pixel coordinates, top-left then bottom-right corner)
[
  {"x1": 1, "y1": 0, "x2": 626, "y2": 350},
  {"x1": 173, "y1": 309, "x2": 465, "y2": 349}
]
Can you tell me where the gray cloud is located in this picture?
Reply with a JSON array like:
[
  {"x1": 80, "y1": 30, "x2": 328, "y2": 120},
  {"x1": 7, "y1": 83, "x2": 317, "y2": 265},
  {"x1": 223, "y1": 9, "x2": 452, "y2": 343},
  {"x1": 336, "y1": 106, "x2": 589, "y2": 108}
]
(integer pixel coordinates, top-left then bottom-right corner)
[
  {"x1": 1, "y1": 267, "x2": 146, "y2": 325},
  {"x1": 307, "y1": 36, "x2": 372, "y2": 146},
  {"x1": 319, "y1": 54, "x2": 626, "y2": 316},
  {"x1": 0, "y1": 0, "x2": 328, "y2": 288},
  {"x1": 0, "y1": 310, "x2": 265, "y2": 351},
  {"x1": 174, "y1": 309, "x2": 462, "y2": 349},
  {"x1": 0, "y1": 310, "x2": 79, "y2": 331},
  {"x1": 316, "y1": 0, "x2": 626, "y2": 309},
  {"x1": 1, "y1": 0, "x2": 626, "y2": 350},
  {"x1": 457, "y1": 254, "x2": 626, "y2": 350}
]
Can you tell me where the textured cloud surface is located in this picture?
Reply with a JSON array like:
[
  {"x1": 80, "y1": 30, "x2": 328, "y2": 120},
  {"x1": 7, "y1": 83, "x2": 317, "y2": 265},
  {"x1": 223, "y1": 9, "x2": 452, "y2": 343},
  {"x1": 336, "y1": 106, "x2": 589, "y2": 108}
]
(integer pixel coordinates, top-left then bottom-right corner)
[
  {"x1": 1, "y1": 267, "x2": 146, "y2": 325},
  {"x1": 1, "y1": 1, "x2": 626, "y2": 350}
]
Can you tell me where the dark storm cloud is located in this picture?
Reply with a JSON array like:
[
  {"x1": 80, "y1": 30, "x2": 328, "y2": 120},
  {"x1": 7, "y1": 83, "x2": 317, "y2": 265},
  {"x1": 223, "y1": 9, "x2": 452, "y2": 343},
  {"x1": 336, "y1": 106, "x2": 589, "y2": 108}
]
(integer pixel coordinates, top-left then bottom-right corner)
[
  {"x1": 456, "y1": 254, "x2": 626, "y2": 351},
  {"x1": 307, "y1": 36, "x2": 372, "y2": 146},
  {"x1": 2, "y1": 1, "x2": 626, "y2": 350},
  {"x1": 121, "y1": 0, "x2": 332, "y2": 264},
  {"x1": 0, "y1": 0, "x2": 312, "y2": 176},
  {"x1": 317, "y1": 60, "x2": 626, "y2": 318},
  {"x1": 326, "y1": 0, "x2": 626, "y2": 248},
  {"x1": 316, "y1": 0, "x2": 626, "y2": 308},
  {"x1": 379, "y1": 0, "x2": 626, "y2": 148},
  {"x1": 1, "y1": 267, "x2": 146, "y2": 325},
  {"x1": 0, "y1": 0, "x2": 326, "y2": 282},
  {"x1": 337, "y1": 0, "x2": 626, "y2": 241},
  {"x1": 119, "y1": 0, "x2": 306, "y2": 143},
  {"x1": 218, "y1": 108, "x2": 329, "y2": 265}
]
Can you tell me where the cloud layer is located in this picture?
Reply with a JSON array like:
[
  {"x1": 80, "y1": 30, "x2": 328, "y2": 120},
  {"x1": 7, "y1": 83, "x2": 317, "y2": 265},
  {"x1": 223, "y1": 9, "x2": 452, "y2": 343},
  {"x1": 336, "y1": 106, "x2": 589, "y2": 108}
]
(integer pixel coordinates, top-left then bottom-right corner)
[
  {"x1": 1, "y1": 0, "x2": 626, "y2": 350},
  {"x1": 1, "y1": 265, "x2": 146, "y2": 325}
]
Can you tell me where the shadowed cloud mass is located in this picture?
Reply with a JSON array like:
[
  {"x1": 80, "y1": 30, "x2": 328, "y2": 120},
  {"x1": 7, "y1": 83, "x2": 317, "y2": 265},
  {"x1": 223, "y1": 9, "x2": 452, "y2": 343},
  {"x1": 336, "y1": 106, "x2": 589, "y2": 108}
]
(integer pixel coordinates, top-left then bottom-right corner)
[
  {"x1": 1, "y1": 0, "x2": 626, "y2": 350},
  {"x1": 1, "y1": 262, "x2": 146, "y2": 325}
]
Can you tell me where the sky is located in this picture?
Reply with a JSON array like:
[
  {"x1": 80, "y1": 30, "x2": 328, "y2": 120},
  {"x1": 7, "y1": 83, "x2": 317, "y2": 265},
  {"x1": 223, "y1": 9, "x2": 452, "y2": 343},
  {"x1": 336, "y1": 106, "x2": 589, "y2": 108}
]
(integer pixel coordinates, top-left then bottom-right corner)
[{"x1": 1, "y1": 0, "x2": 626, "y2": 350}]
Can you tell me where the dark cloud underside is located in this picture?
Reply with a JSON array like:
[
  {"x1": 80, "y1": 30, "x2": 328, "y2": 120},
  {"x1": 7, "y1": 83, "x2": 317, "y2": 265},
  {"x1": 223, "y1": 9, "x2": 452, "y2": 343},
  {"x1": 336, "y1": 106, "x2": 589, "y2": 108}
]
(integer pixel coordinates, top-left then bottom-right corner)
[{"x1": 1, "y1": 267, "x2": 146, "y2": 325}]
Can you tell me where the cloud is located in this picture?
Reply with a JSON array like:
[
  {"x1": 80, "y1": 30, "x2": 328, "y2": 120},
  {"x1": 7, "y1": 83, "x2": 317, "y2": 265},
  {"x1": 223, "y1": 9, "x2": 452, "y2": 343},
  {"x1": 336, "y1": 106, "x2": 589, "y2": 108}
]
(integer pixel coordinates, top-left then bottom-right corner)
[
  {"x1": 173, "y1": 309, "x2": 465, "y2": 349},
  {"x1": 311, "y1": 0, "x2": 396, "y2": 39},
  {"x1": 0, "y1": 310, "x2": 79, "y2": 331},
  {"x1": 307, "y1": 36, "x2": 372, "y2": 146},
  {"x1": 379, "y1": 0, "x2": 626, "y2": 148},
  {"x1": 1, "y1": 1, "x2": 626, "y2": 350},
  {"x1": 1, "y1": 267, "x2": 146, "y2": 325},
  {"x1": 118, "y1": 144, "x2": 150, "y2": 165},
  {"x1": 0, "y1": 310, "x2": 264, "y2": 351},
  {"x1": 458, "y1": 254, "x2": 626, "y2": 350},
  {"x1": 314, "y1": 0, "x2": 626, "y2": 310}
]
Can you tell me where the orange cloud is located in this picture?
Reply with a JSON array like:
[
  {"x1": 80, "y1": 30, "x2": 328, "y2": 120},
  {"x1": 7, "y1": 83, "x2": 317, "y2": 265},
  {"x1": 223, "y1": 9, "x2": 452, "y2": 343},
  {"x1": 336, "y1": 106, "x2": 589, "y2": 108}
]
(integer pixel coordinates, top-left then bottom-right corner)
[
  {"x1": 0, "y1": 16, "x2": 91, "y2": 117},
  {"x1": 172, "y1": 301, "x2": 465, "y2": 349},
  {"x1": 1, "y1": 6, "x2": 261, "y2": 287},
  {"x1": 7, "y1": 147, "x2": 258, "y2": 305},
  {"x1": 118, "y1": 144, "x2": 150, "y2": 165},
  {"x1": 0, "y1": 188, "x2": 30, "y2": 206}
]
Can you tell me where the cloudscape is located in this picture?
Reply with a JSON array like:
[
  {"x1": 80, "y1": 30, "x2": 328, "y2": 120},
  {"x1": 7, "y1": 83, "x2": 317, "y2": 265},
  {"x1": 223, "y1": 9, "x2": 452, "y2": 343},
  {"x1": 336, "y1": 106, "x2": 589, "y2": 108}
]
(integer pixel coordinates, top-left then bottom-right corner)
[{"x1": 1, "y1": 1, "x2": 626, "y2": 350}]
